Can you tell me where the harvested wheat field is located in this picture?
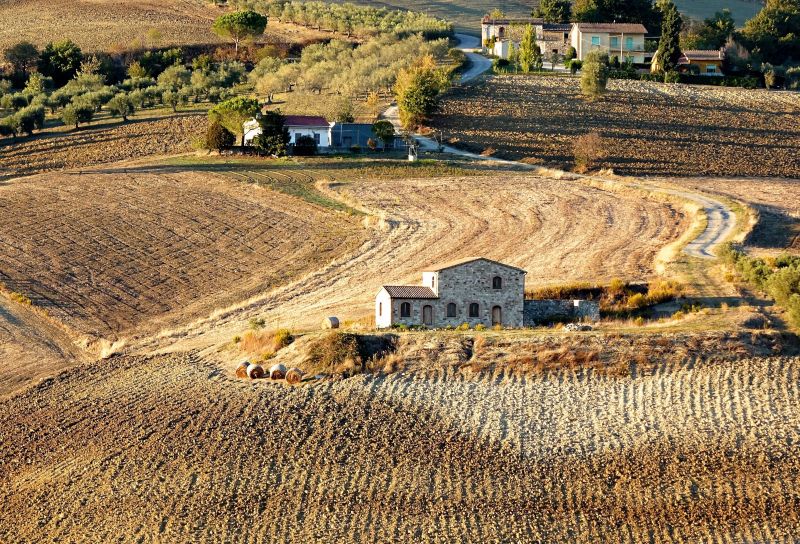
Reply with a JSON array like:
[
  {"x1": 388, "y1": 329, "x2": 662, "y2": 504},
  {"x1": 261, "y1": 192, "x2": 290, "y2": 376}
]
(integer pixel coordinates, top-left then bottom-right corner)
[
  {"x1": 668, "y1": 177, "x2": 800, "y2": 253},
  {"x1": 0, "y1": 0, "x2": 327, "y2": 51},
  {"x1": 2, "y1": 346, "x2": 800, "y2": 542},
  {"x1": 432, "y1": 76, "x2": 800, "y2": 178},
  {"x1": 0, "y1": 113, "x2": 205, "y2": 180},
  {"x1": 142, "y1": 163, "x2": 687, "y2": 351},
  {"x1": 0, "y1": 166, "x2": 366, "y2": 341}
]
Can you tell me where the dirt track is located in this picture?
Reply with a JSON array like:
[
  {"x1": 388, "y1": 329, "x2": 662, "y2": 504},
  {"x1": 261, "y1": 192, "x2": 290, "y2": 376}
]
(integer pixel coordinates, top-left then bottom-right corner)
[
  {"x1": 2, "y1": 350, "x2": 800, "y2": 542},
  {"x1": 139, "y1": 171, "x2": 687, "y2": 352}
]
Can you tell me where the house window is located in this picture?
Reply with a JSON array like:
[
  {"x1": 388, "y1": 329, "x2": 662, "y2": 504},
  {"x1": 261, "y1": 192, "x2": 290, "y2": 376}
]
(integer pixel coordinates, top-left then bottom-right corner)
[
  {"x1": 379, "y1": 302, "x2": 382, "y2": 316},
  {"x1": 447, "y1": 303, "x2": 457, "y2": 318},
  {"x1": 706, "y1": 64, "x2": 717, "y2": 73},
  {"x1": 610, "y1": 36, "x2": 619, "y2": 49},
  {"x1": 591, "y1": 36, "x2": 600, "y2": 47},
  {"x1": 314, "y1": 133, "x2": 321, "y2": 144},
  {"x1": 492, "y1": 276, "x2": 502, "y2": 289},
  {"x1": 431, "y1": 276, "x2": 435, "y2": 289},
  {"x1": 469, "y1": 303, "x2": 479, "y2": 318},
  {"x1": 400, "y1": 302, "x2": 411, "y2": 318},
  {"x1": 625, "y1": 37, "x2": 634, "y2": 50}
]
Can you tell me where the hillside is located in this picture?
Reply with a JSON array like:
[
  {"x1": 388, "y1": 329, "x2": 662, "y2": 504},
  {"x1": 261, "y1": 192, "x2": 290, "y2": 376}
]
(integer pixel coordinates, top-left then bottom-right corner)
[
  {"x1": 337, "y1": 0, "x2": 762, "y2": 32},
  {"x1": 0, "y1": 0, "x2": 328, "y2": 51}
]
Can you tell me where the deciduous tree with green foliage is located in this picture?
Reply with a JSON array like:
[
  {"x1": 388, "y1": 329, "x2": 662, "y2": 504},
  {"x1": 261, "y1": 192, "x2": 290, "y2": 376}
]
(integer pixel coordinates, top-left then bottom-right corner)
[
  {"x1": 652, "y1": 0, "x2": 683, "y2": 74},
  {"x1": 533, "y1": 0, "x2": 572, "y2": 23},
  {"x1": 394, "y1": 55, "x2": 449, "y2": 129},
  {"x1": 372, "y1": 120, "x2": 395, "y2": 150},
  {"x1": 3, "y1": 41, "x2": 39, "y2": 78},
  {"x1": 62, "y1": 103, "x2": 94, "y2": 129},
  {"x1": 208, "y1": 96, "x2": 260, "y2": 146},
  {"x1": 212, "y1": 10, "x2": 268, "y2": 52},
  {"x1": 740, "y1": 0, "x2": 800, "y2": 65},
  {"x1": 38, "y1": 40, "x2": 83, "y2": 87},
  {"x1": 581, "y1": 50, "x2": 609, "y2": 99},
  {"x1": 574, "y1": 0, "x2": 660, "y2": 31}
]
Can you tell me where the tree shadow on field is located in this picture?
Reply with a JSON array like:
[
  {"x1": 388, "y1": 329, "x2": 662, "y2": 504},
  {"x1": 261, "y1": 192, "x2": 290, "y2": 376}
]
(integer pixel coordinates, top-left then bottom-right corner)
[{"x1": 744, "y1": 204, "x2": 800, "y2": 251}]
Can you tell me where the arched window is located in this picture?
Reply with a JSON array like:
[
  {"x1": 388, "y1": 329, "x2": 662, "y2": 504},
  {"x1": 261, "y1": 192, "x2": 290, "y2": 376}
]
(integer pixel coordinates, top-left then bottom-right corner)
[
  {"x1": 469, "y1": 303, "x2": 479, "y2": 318},
  {"x1": 400, "y1": 302, "x2": 411, "y2": 318},
  {"x1": 493, "y1": 276, "x2": 502, "y2": 289},
  {"x1": 447, "y1": 303, "x2": 457, "y2": 317}
]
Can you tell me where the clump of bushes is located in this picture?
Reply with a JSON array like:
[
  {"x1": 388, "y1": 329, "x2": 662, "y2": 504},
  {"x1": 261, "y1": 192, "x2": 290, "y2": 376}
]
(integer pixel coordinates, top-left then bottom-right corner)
[
  {"x1": 307, "y1": 332, "x2": 363, "y2": 375},
  {"x1": 573, "y1": 131, "x2": 606, "y2": 173},
  {"x1": 205, "y1": 120, "x2": 235, "y2": 151},
  {"x1": 720, "y1": 243, "x2": 800, "y2": 327}
]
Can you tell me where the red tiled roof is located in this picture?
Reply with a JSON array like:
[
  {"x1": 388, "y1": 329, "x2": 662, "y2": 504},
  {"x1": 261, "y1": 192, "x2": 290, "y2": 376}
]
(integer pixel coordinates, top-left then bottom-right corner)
[
  {"x1": 423, "y1": 257, "x2": 527, "y2": 274},
  {"x1": 382, "y1": 286, "x2": 438, "y2": 299},
  {"x1": 283, "y1": 115, "x2": 330, "y2": 127},
  {"x1": 574, "y1": 23, "x2": 647, "y2": 34}
]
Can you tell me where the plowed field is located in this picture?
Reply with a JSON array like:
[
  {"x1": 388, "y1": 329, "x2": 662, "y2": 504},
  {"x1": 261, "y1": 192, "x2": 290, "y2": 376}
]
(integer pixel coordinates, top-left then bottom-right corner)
[
  {"x1": 0, "y1": 166, "x2": 366, "y2": 341},
  {"x1": 432, "y1": 76, "x2": 800, "y2": 178},
  {"x1": 2, "y1": 351, "x2": 799, "y2": 542}
]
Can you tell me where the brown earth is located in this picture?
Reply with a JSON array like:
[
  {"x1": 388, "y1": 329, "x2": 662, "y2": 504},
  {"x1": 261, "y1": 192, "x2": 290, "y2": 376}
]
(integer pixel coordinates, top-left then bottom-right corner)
[
  {"x1": 2, "y1": 344, "x2": 800, "y2": 542},
  {"x1": 0, "y1": 166, "x2": 367, "y2": 341},
  {"x1": 0, "y1": 298, "x2": 86, "y2": 397},
  {"x1": 431, "y1": 76, "x2": 800, "y2": 178},
  {"x1": 0, "y1": 0, "x2": 328, "y2": 52},
  {"x1": 0, "y1": 112, "x2": 205, "y2": 180}
]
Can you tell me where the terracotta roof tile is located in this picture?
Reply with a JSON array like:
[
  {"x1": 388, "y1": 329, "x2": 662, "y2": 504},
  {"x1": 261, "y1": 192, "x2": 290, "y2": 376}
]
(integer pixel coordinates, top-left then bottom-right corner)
[
  {"x1": 680, "y1": 49, "x2": 725, "y2": 61},
  {"x1": 283, "y1": 115, "x2": 330, "y2": 127},
  {"x1": 383, "y1": 286, "x2": 438, "y2": 299}
]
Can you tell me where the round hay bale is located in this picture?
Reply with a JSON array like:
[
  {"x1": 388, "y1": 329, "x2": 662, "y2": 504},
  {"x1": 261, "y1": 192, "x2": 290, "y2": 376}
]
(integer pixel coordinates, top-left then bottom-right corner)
[
  {"x1": 269, "y1": 363, "x2": 287, "y2": 380},
  {"x1": 286, "y1": 368, "x2": 304, "y2": 385},
  {"x1": 235, "y1": 361, "x2": 250, "y2": 379},
  {"x1": 322, "y1": 316, "x2": 340, "y2": 329},
  {"x1": 246, "y1": 364, "x2": 265, "y2": 379}
]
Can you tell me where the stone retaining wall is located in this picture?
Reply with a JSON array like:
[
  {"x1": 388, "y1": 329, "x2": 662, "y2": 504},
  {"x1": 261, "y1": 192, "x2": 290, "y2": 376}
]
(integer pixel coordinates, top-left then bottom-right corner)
[{"x1": 523, "y1": 299, "x2": 600, "y2": 326}]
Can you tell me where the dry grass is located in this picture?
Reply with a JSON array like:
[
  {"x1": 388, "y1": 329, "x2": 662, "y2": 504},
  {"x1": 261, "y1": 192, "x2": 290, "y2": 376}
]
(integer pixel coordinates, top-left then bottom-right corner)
[
  {"x1": 141, "y1": 168, "x2": 689, "y2": 352},
  {"x1": 0, "y1": 0, "x2": 328, "y2": 52},
  {"x1": 432, "y1": 76, "x2": 800, "y2": 178},
  {"x1": 238, "y1": 328, "x2": 293, "y2": 358}
]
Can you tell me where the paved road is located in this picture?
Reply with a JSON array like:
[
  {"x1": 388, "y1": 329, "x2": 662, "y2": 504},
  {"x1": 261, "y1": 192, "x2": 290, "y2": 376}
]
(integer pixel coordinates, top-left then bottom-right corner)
[{"x1": 453, "y1": 33, "x2": 493, "y2": 83}]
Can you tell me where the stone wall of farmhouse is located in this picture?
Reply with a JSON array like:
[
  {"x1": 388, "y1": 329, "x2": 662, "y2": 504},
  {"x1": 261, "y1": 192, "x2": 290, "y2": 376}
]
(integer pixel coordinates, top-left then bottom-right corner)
[
  {"x1": 523, "y1": 300, "x2": 600, "y2": 325},
  {"x1": 435, "y1": 261, "x2": 525, "y2": 328}
]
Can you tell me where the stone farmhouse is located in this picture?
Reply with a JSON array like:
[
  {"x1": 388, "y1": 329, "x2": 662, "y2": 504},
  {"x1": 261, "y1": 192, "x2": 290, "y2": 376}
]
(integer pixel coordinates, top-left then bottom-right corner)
[
  {"x1": 569, "y1": 23, "x2": 649, "y2": 64},
  {"x1": 481, "y1": 16, "x2": 571, "y2": 58},
  {"x1": 375, "y1": 257, "x2": 601, "y2": 329},
  {"x1": 376, "y1": 258, "x2": 526, "y2": 329}
]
